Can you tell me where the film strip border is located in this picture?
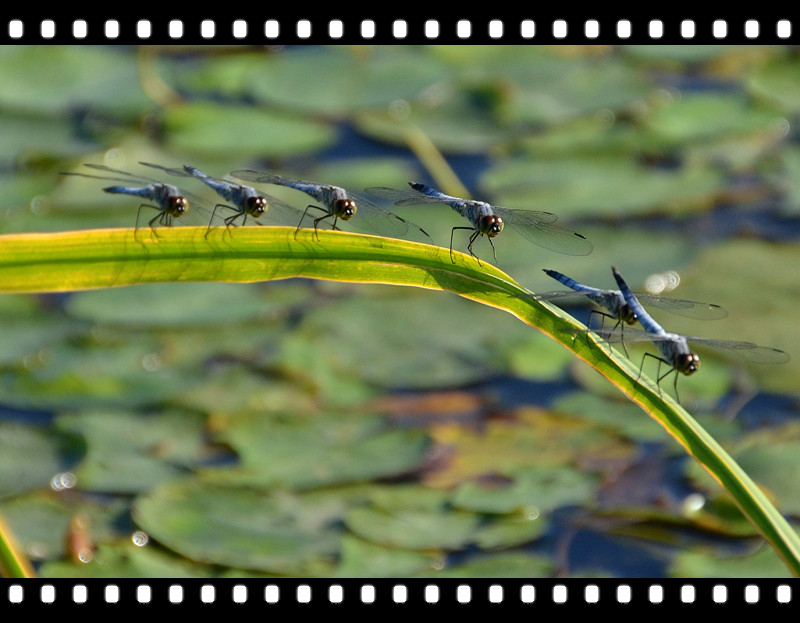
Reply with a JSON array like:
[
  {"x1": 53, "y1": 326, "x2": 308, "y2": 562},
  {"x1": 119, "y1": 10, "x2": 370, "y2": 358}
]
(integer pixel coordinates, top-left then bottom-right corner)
[
  {"x1": 2, "y1": 579, "x2": 796, "y2": 608},
  {"x1": 0, "y1": 17, "x2": 796, "y2": 44}
]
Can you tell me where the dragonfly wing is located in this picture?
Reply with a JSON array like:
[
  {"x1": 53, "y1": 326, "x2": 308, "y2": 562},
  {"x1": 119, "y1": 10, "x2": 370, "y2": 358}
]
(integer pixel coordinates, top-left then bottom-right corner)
[
  {"x1": 498, "y1": 208, "x2": 593, "y2": 256},
  {"x1": 138, "y1": 162, "x2": 193, "y2": 178},
  {"x1": 635, "y1": 295, "x2": 728, "y2": 320},
  {"x1": 364, "y1": 187, "x2": 449, "y2": 207},
  {"x1": 685, "y1": 337, "x2": 791, "y2": 364},
  {"x1": 346, "y1": 191, "x2": 433, "y2": 241}
]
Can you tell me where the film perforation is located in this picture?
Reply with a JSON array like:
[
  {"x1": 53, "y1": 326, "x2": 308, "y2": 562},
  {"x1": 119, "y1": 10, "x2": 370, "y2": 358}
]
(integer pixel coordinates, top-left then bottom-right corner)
[
  {"x1": 1, "y1": 580, "x2": 798, "y2": 605},
  {"x1": 1, "y1": 17, "x2": 796, "y2": 42}
]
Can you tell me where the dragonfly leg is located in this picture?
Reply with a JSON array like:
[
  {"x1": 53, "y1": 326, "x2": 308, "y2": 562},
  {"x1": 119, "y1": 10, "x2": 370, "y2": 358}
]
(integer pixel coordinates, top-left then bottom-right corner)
[
  {"x1": 487, "y1": 236, "x2": 499, "y2": 266},
  {"x1": 449, "y1": 226, "x2": 476, "y2": 264},
  {"x1": 313, "y1": 213, "x2": 334, "y2": 241},
  {"x1": 657, "y1": 366, "x2": 680, "y2": 404},
  {"x1": 295, "y1": 204, "x2": 329, "y2": 240},
  {"x1": 467, "y1": 230, "x2": 483, "y2": 267},
  {"x1": 588, "y1": 311, "x2": 626, "y2": 357},
  {"x1": 638, "y1": 351, "x2": 672, "y2": 398},
  {"x1": 207, "y1": 203, "x2": 238, "y2": 239},
  {"x1": 136, "y1": 204, "x2": 162, "y2": 242}
]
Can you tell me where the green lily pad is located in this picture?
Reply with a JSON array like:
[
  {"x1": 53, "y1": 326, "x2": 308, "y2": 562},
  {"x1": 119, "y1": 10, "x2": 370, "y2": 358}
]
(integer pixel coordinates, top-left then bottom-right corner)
[
  {"x1": 133, "y1": 480, "x2": 342, "y2": 574},
  {"x1": 426, "y1": 409, "x2": 635, "y2": 488},
  {"x1": 451, "y1": 465, "x2": 599, "y2": 515},
  {"x1": 55, "y1": 410, "x2": 208, "y2": 494},
  {"x1": 40, "y1": 541, "x2": 211, "y2": 578},
  {"x1": 431, "y1": 46, "x2": 653, "y2": 124},
  {"x1": 241, "y1": 46, "x2": 452, "y2": 116},
  {"x1": 0, "y1": 46, "x2": 151, "y2": 116},
  {"x1": 483, "y1": 153, "x2": 726, "y2": 219},
  {"x1": 473, "y1": 514, "x2": 547, "y2": 550},
  {"x1": 66, "y1": 281, "x2": 307, "y2": 327},
  {"x1": 419, "y1": 551, "x2": 555, "y2": 578},
  {"x1": 0, "y1": 423, "x2": 83, "y2": 499},
  {"x1": 333, "y1": 534, "x2": 440, "y2": 578},
  {"x1": 203, "y1": 412, "x2": 430, "y2": 490},
  {"x1": 162, "y1": 102, "x2": 335, "y2": 159},
  {"x1": 0, "y1": 491, "x2": 130, "y2": 561},
  {"x1": 670, "y1": 542, "x2": 793, "y2": 578},
  {"x1": 747, "y1": 55, "x2": 800, "y2": 113},
  {"x1": 344, "y1": 505, "x2": 481, "y2": 551},
  {"x1": 642, "y1": 93, "x2": 784, "y2": 145}
]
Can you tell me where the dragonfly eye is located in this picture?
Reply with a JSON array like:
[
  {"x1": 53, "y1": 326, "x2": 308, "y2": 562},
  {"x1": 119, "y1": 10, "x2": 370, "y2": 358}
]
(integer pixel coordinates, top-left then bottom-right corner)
[
  {"x1": 620, "y1": 304, "x2": 638, "y2": 325},
  {"x1": 335, "y1": 199, "x2": 357, "y2": 220},
  {"x1": 676, "y1": 352, "x2": 701, "y2": 375},
  {"x1": 479, "y1": 215, "x2": 504, "y2": 237},
  {"x1": 247, "y1": 196, "x2": 268, "y2": 216},
  {"x1": 170, "y1": 196, "x2": 189, "y2": 216}
]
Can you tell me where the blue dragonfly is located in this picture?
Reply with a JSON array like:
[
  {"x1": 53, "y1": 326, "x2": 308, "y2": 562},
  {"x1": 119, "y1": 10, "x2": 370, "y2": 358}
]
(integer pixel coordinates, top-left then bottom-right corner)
[
  {"x1": 138, "y1": 163, "x2": 307, "y2": 237},
  {"x1": 532, "y1": 268, "x2": 728, "y2": 354},
  {"x1": 583, "y1": 266, "x2": 790, "y2": 402},
  {"x1": 229, "y1": 170, "x2": 431, "y2": 242},
  {"x1": 365, "y1": 182, "x2": 592, "y2": 264},
  {"x1": 60, "y1": 163, "x2": 210, "y2": 239}
]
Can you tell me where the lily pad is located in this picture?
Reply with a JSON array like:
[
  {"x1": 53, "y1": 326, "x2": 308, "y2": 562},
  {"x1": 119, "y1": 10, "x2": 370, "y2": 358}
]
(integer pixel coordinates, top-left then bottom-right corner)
[
  {"x1": 203, "y1": 412, "x2": 430, "y2": 490},
  {"x1": 451, "y1": 465, "x2": 599, "y2": 515},
  {"x1": 162, "y1": 102, "x2": 336, "y2": 159},
  {"x1": 670, "y1": 542, "x2": 793, "y2": 578},
  {"x1": 483, "y1": 153, "x2": 726, "y2": 219},
  {"x1": 132, "y1": 480, "x2": 342, "y2": 574},
  {"x1": 0, "y1": 46, "x2": 151, "y2": 116},
  {"x1": 55, "y1": 410, "x2": 208, "y2": 494},
  {"x1": 40, "y1": 541, "x2": 211, "y2": 578},
  {"x1": 66, "y1": 281, "x2": 307, "y2": 327},
  {"x1": 419, "y1": 551, "x2": 555, "y2": 578},
  {"x1": 344, "y1": 505, "x2": 481, "y2": 551},
  {"x1": 0, "y1": 422, "x2": 83, "y2": 498},
  {"x1": 333, "y1": 534, "x2": 440, "y2": 578}
]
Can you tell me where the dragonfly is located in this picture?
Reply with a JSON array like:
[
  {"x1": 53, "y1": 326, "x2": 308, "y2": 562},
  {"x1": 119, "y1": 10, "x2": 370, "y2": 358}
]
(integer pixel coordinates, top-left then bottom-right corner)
[
  {"x1": 365, "y1": 182, "x2": 592, "y2": 264},
  {"x1": 60, "y1": 163, "x2": 209, "y2": 238},
  {"x1": 531, "y1": 268, "x2": 728, "y2": 354},
  {"x1": 229, "y1": 170, "x2": 431, "y2": 242},
  {"x1": 138, "y1": 162, "x2": 307, "y2": 237},
  {"x1": 583, "y1": 266, "x2": 790, "y2": 402}
]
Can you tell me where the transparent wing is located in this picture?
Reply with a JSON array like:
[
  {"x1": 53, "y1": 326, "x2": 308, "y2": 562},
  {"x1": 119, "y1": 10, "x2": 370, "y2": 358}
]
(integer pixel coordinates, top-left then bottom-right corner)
[
  {"x1": 138, "y1": 162, "x2": 194, "y2": 178},
  {"x1": 365, "y1": 186, "x2": 453, "y2": 206},
  {"x1": 230, "y1": 170, "x2": 319, "y2": 191},
  {"x1": 495, "y1": 207, "x2": 592, "y2": 256},
  {"x1": 61, "y1": 163, "x2": 163, "y2": 186},
  {"x1": 635, "y1": 294, "x2": 728, "y2": 320},
  {"x1": 345, "y1": 190, "x2": 431, "y2": 242}
]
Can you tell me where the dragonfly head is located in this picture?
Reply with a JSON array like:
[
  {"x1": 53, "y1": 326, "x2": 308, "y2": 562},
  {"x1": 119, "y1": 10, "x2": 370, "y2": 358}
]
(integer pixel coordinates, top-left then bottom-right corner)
[
  {"x1": 246, "y1": 195, "x2": 269, "y2": 217},
  {"x1": 479, "y1": 214, "x2": 504, "y2": 238},
  {"x1": 675, "y1": 352, "x2": 701, "y2": 376},
  {"x1": 168, "y1": 195, "x2": 189, "y2": 217},
  {"x1": 619, "y1": 304, "x2": 638, "y2": 325},
  {"x1": 334, "y1": 198, "x2": 357, "y2": 220}
]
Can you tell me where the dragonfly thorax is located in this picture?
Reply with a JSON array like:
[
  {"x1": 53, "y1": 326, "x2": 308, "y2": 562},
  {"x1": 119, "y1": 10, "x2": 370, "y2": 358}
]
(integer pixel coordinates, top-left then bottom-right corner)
[
  {"x1": 334, "y1": 198, "x2": 357, "y2": 220},
  {"x1": 675, "y1": 352, "x2": 701, "y2": 376},
  {"x1": 245, "y1": 195, "x2": 268, "y2": 217},
  {"x1": 478, "y1": 214, "x2": 504, "y2": 238}
]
